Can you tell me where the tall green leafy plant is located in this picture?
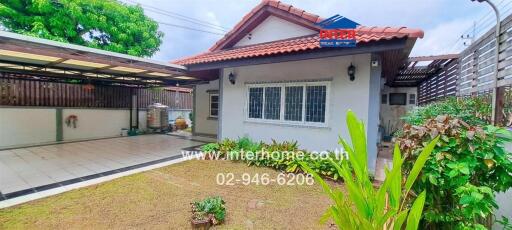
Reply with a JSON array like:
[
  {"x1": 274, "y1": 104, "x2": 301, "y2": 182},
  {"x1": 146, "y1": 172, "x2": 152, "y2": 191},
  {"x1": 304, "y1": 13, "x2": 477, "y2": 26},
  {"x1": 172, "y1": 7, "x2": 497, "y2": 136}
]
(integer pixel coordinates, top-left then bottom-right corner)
[
  {"x1": 301, "y1": 110, "x2": 439, "y2": 229},
  {"x1": 397, "y1": 115, "x2": 512, "y2": 229}
]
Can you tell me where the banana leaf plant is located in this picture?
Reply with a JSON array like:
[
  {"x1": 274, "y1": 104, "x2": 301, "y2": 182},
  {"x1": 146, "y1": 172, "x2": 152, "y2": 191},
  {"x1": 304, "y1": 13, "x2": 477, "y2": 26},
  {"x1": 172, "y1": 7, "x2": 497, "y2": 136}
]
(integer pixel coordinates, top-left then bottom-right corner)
[{"x1": 300, "y1": 110, "x2": 439, "y2": 230}]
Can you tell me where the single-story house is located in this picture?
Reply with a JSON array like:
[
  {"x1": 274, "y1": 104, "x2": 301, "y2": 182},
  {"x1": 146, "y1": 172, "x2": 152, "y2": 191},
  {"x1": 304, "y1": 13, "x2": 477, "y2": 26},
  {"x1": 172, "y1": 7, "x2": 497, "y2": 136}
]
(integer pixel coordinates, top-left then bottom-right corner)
[{"x1": 174, "y1": 0, "x2": 424, "y2": 170}]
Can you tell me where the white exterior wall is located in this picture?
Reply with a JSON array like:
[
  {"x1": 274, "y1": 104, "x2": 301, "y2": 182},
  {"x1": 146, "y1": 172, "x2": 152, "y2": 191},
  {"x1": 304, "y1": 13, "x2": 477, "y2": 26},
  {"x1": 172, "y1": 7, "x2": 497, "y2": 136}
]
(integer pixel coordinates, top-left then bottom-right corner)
[
  {"x1": 0, "y1": 107, "x2": 56, "y2": 148},
  {"x1": 234, "y1": 16, "x2": 316, "y2": 47},
  {"x1": 62, "y1": 108, "x2": 131, "y2": 141},
  {"x1": 380, "y1": 85, "x2": 417, "y2": 135},
  {"x1": 219, "y1": 54, "x2": 380, "y2": 170},
  {"x1": 194, "y1": 80, "x2": 219, "y2": 136},
  {"x1": 0, "y1": 107, "x2": 147, "y2": 148}
]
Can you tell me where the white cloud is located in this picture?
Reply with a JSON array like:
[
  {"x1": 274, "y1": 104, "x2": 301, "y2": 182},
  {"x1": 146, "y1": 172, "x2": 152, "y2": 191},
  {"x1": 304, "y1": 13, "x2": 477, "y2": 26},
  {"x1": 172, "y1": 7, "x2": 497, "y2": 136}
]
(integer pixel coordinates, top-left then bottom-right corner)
[{"x1": 411, "y1": 18, "x2": 474, "y2": 56}]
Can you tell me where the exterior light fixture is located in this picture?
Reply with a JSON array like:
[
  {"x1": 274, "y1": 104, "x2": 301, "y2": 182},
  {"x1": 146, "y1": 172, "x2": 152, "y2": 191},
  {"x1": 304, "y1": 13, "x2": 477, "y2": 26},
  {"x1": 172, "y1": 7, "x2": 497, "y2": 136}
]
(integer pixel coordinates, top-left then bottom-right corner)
[
  {"x1": 228, "y1": 72, "x2": 236, "y2": 85},
  {"x1": 347, "y1": 63, "x2": 356, "y2": 81}
]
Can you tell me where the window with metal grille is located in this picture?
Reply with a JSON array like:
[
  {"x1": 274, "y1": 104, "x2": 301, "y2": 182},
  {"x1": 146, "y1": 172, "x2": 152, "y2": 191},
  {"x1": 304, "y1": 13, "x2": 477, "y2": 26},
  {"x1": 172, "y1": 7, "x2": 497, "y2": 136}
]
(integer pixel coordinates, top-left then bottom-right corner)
[
  {"x1": 264, "y1": 87, "x2": 281, "y2": 120},
  {"x1": 409, "y1": 94, "x2": 416, "y2": 105},
  {"x1": 209, "y1": 94, "x2": 219, "y2": 117},
  {"x1": 246, "y1": 82, "x2": 329, "y2": 125},
  {"x1": 284, "y1": 86, "x2": 303, "y2": 121},
  {"x1": 305, "y1": 85, "x2": 326, "y2": 123},
  {"x1": 248, "y1": 87, "x2": 264, "y2": 118}
]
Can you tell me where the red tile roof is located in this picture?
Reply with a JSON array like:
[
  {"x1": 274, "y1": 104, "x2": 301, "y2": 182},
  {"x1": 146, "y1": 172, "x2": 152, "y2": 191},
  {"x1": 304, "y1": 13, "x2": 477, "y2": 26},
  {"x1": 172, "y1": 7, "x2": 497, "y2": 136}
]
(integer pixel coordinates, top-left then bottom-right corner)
[
  {"x1": 172, "y1": 0, "x2": 424, "y2": 66},
  {"x1": 174, "y1": 27, "x2": 423, "y2": 65},
  {"x1": 208, "y1": 0, "x2": 323, "y2": 52}
]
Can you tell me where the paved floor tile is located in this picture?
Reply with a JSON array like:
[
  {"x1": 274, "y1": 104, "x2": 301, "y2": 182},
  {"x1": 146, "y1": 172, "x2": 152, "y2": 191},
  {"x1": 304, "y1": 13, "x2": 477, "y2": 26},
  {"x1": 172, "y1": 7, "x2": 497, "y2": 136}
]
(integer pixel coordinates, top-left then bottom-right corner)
[{"x1": 0, "y1": 135, "x2": 204, "y2": 195}]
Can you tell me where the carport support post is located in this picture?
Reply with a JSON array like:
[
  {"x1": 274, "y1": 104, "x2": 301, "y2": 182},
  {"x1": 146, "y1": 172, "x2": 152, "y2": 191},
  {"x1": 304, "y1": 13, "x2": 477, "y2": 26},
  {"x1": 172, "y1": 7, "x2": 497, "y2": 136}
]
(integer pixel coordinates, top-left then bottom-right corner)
[
  {"x1": 56, "y1": 108, "x2": 63, "y2": 142},
  {"x1": 129, "y1": 88, "x2": 133, "y2": 130},
  {"x1": 192, "y1": 85, "x2": 196, "y2": 135},
  {"x1": 136, "y1": 88, "x2": 139, "y2": 129},
  {"x1": 129, "y1": 88, "x2": 139, "y2": 130}
]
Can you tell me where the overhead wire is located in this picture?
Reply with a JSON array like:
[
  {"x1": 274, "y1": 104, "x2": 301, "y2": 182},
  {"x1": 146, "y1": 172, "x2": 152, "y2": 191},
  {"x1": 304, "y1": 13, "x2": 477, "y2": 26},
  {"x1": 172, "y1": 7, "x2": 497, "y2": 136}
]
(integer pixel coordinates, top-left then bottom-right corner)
[
  {"x1": 122, "y1": 0, "x2": 229, "y2": 32},
  {"x1": 448, "y1": 0, "x2": 510, "y2": 52}
]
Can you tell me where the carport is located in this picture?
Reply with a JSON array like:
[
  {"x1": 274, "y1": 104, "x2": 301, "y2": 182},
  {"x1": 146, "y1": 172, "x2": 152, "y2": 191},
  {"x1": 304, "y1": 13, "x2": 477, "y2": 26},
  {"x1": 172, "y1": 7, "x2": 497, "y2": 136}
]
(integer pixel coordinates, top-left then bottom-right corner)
[
  {"x1": 0, "y1": 31, "x2": 207, "y2": 201},
  {"x1": 0, "y1": 31, "x2": 201, "y2": 140}
]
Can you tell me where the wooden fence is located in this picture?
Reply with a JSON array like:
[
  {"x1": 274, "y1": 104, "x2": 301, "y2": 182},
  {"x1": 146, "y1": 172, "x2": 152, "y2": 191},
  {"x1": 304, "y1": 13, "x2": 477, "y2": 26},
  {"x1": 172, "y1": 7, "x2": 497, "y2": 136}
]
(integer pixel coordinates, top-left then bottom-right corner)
[
  {"x1": 418, "y1": 59, "x2": 459, "y2": 105},
  {"x1": 0, "y1": 75, "x2": 193, "y2": 109},
  {"x1": 416, "y1": 13, "x2": 512, "y2": 126},
  {"x1": 457, "y1": 13, "x2": 512, "y2": 95}
]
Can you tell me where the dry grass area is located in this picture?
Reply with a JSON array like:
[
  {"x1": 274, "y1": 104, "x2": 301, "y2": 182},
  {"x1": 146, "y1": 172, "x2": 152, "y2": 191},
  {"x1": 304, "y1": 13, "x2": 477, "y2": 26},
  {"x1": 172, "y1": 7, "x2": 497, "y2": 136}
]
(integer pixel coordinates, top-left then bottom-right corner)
[{"x1": 0, "y1": 160, "x2": 336, "y2": 229}]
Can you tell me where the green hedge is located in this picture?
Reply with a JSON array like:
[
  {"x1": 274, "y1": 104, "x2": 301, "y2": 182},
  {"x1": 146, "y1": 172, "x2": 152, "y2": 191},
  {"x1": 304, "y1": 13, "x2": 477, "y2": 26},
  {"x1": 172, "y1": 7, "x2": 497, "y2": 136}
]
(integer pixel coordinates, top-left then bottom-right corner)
[{"x1": 201, "y1": 137, "x2": 346, "y2": 181}]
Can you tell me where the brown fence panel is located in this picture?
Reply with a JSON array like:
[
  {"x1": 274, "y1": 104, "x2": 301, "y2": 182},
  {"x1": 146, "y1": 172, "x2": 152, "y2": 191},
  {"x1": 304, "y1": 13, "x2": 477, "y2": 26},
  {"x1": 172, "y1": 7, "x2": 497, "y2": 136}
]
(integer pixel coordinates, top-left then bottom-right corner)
[
  {"x1": 418, "y1": 59, "x2": 459, "y2": 105},
  {"x1": 457, "y1": 13, "x2": 512, "y2": 95},
  {"x1": 0, "y1": 73, "x2": 192, "y2": 109},
  {"x1": 135, "y1": 88, "x2": 192, "y2": 110}
]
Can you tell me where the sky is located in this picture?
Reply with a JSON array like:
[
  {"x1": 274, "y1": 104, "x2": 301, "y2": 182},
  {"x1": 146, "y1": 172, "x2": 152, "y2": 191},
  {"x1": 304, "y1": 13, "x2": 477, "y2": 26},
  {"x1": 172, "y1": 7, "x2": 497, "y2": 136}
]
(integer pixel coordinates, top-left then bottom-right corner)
[{"x1": 120, "y1": 0, "x2": 512, "y2": 62}]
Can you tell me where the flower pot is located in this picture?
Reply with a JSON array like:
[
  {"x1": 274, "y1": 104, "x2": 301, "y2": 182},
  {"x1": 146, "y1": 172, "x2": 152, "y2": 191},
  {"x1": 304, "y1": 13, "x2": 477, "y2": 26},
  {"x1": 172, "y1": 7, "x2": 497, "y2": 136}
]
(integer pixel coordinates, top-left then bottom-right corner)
[
  {"x1": 175, "y1": 117, "x2": 188, "y2": 130},
  {"x1": 191, "y1": 218, "x2": 211, "y2": 229}
]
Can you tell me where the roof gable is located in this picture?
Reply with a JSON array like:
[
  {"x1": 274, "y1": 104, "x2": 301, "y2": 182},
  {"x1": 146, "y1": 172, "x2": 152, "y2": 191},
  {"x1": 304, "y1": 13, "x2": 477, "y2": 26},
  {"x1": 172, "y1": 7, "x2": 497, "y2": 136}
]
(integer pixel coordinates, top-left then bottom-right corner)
[
  {"x1": 234, "y1": 15, "x2": 317, "y2": 47},
  {"x1": 209, "y1": 0, "x2": 323, "y2": 51}
]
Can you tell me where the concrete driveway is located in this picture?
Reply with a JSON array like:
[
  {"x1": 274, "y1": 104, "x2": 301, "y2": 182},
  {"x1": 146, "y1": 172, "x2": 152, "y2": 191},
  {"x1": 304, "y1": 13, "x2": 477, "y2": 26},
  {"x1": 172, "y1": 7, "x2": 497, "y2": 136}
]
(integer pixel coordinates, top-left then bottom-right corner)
[{"x1": 0, "y1": 135, "x2": 205, "y2": 200}]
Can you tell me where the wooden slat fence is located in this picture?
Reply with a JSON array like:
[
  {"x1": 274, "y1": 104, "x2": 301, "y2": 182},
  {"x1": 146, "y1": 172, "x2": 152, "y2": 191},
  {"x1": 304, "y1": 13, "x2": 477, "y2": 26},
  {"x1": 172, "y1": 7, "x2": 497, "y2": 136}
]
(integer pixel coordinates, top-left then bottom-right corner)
[
  {"x1": 418, "y1": 13, "x2": 512, "y2": 126},
  {"x1": 0, "y1": 76, "x2": 192, "y2": 109},
  {"x1": 457, "y1": 13, "x2": 512, "y2": 95},
  {"x1": 418, "y1": 59, "x2": 459, "y2": 105}
]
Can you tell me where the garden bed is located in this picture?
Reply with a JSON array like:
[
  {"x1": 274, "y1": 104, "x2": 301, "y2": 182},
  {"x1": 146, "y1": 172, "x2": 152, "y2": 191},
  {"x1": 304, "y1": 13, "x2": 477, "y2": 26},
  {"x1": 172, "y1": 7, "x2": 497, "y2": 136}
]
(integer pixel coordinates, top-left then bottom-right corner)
[{"x1": 0, "y1": 160, "x2": 334, "y2": 229}]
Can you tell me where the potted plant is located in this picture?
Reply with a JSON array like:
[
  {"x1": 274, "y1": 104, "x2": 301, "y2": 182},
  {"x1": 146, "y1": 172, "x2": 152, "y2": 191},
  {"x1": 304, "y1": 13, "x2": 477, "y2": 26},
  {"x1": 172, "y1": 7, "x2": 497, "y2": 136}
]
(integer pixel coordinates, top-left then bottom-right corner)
[{"x1": 191, "y1": 196, "x2": 226, "y2": 229}]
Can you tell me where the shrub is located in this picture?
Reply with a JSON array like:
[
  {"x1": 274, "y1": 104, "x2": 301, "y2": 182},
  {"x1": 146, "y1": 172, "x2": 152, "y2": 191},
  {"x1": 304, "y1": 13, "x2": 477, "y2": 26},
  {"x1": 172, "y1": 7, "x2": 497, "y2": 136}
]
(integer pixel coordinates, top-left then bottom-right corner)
[
  {"x1": 191, "y1": 196, "x2": 226, "y2": 225},
  {"x1": 402, "y1": 96, "x2": 491, "y2": 126},
  {"x1": 200, "y1": 143, "x2": 219, "y2": 153},
  {"x1": 207, "y1": 137, "x2": 346, "y2": 181},
  {"x1": 301, "y1": 110, "x2": 439, "y2": 230},
  {"x1": 397, "y1": 115, "x2": 512, "y2": 229}
]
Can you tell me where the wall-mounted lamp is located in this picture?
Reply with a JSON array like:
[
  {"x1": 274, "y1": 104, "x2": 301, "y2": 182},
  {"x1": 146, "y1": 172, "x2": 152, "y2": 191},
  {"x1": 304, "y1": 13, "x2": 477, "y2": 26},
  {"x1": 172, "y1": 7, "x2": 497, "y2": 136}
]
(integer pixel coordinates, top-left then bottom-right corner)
[
  {"x1": 348, "y1": 63, "x2": 356, "y2": 81},
  {"x1": 228, "y1": 72, "x2": 236, "y2": 85}
]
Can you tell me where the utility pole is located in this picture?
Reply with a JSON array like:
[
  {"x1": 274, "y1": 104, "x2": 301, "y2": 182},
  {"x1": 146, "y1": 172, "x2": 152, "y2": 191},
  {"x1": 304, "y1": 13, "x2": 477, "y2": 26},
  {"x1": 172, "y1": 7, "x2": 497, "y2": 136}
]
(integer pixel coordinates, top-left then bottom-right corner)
[
  {"x1": 470, "y1": 0, "x2": 501, "y2": 125},
  {"x1": 461, "y1": 22, "x2": 476, "y2": 46}
]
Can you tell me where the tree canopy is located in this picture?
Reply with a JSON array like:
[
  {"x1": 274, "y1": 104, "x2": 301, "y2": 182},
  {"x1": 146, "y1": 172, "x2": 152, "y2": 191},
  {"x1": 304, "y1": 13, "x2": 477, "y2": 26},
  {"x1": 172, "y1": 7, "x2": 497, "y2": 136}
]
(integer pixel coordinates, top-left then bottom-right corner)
[{"x1": 0, "y1": 0, "x2": 163, "y2": 57}]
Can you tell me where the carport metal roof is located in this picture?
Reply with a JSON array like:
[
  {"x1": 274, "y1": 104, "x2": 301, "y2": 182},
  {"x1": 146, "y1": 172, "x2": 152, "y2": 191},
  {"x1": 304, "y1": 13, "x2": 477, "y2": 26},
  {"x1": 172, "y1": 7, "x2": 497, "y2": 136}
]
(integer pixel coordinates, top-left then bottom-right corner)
[
  {"x1": 0, "y1": 31, "x2": 198, "y2": 87},
  {"x1": 390, "y1": 54, "x2": 459, "y2": 87}
]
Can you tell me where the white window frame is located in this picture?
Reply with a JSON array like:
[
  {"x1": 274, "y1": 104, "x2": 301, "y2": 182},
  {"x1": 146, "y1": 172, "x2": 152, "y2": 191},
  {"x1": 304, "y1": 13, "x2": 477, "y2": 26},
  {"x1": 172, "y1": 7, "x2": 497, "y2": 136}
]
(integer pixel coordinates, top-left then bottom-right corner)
[
  {"x1": 244, "y1": 81, "x2": 330, "y2": 127},
  {"x1": 209, "y1": 93, "x2": 219, "y2": 118}
]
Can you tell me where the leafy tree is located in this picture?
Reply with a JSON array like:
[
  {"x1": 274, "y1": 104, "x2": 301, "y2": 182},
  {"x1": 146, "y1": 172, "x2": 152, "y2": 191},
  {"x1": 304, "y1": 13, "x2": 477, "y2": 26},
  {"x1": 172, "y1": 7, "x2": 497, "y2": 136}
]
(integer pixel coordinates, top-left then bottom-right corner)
[{"x1": 0, "y1": 0, "x2": 163, "y2": 57}]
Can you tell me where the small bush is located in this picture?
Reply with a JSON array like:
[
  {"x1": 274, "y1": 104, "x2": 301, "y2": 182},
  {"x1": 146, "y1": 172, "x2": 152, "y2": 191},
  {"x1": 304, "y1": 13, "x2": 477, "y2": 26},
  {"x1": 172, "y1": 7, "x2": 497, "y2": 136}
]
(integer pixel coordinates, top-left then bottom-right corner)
[
  {"x1": 200, "y1": 143, "x2": 219, "y2": 153},
  {"x1": 402, "y1": 96, "x2": 491, "y2": 126},
  {"x1": 208, "y1": 137, "x2": 346, "y2": 181},
  {"x1": 397, "y1": 115, "x2": 512, "y2": 229},
  {"x1": 191, "y1": 196, "x2": 226, "y2": 225}
]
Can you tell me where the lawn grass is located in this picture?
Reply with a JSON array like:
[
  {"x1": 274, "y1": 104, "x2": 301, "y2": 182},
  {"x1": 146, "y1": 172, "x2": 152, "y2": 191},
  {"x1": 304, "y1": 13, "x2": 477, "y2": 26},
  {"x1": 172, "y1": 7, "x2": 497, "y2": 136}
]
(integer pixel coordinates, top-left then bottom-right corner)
[{"x1": 0, "y1": 160, "x2": 335, "y2": 229}]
